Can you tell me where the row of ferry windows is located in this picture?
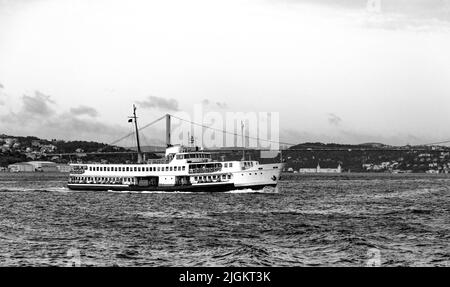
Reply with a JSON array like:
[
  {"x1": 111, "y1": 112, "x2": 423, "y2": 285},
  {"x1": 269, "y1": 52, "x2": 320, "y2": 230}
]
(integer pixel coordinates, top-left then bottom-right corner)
[
  {"x1": 88, "y1": 166, "x2": 186, "y2": 172},
  {"x1": 176, "y1": 153, "x2": 211, "y2": 159},
  {"x1": 71, "y1": 176, "x2": 134, "y2": 182},
  {"x1": 194, "y1": 174, "x2": 231, "y2": 181}
]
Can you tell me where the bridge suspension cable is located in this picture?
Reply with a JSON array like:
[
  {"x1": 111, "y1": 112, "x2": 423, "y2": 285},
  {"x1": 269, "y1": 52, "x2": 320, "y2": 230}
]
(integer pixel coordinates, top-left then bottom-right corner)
[
  {"x1": 108, "y1": 112, "x2": 450, "y2": 151},
  {"x1": 108, "y1": 115, "x2": 166, "y2": 146},
  {"x1": 169, "y1": 114, "x2": 298, "y2": 147}
]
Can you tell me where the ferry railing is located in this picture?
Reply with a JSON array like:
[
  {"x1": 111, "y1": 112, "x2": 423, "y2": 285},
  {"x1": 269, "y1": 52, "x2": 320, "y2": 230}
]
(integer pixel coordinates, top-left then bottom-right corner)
[
  {"x1": 146, "y1": 159, "x2": 170, "y2": 164},
  {"x1": 188, "y1": 167, "x2": 222, "y2": 174}
]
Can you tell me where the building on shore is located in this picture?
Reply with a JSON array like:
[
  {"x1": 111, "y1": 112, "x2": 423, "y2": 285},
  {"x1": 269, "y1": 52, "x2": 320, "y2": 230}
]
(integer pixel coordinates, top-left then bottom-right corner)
[
  {"x1": 8, "y1": 162, "x2": 34, "y2": 172},
  {"x1": 299, "y1": 163, "x2": 342, "y2": 174},
  {"x1": 28, "y1": 161, "x2": 59, "y2": 172},
  {"x1": 7, "y1": 161, "x2": 70, "y2": 172}
]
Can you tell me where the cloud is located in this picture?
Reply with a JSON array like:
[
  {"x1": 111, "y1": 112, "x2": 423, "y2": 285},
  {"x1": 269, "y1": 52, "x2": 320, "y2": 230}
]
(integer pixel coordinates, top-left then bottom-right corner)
[
  {"x1": 0, "y1": 83, "x2": 4, "y2": 105},
  {"x1": 22, "y1": 90, "x2": 55, "y2": 117},
  {"x1": 287, "y1": 0, "x2": 450, "y2": 19},
  {"x1": 281, "y1": 0, "x2": 450, "y2": 30},
  {"x1": 43, "y1": 112, "x2": 129, "y2": 142},
  {"x1": 1, "y1": 90, "x2": 56, "y2": 121},
  {"x1": 280, "y1": 128, "x2": 326, "y2": 145},
  {"x1": 137, "y1": 96, "x2": 179, "y2": 111},
  {"x1": 280, "y1": 127, "x2": 430, "y2": 146},
  {"x1": 0, "y1": 91, "x2": 130, "y2": 143},
  {"x1": 70, "y1": 105, "x2": 99, "y2": 117},
  {"x1": 202, "y1": 99, "x2": 228, "y2": 109},
  {"x1": 328, "y1": 113, "x2": 342, "y2": 126},
  {"x1": 336, "y1": 129, "x2": 424, "y2": 146},
  {"x1": 216, "y1": 102, "x2": 228, "y2": 109}
]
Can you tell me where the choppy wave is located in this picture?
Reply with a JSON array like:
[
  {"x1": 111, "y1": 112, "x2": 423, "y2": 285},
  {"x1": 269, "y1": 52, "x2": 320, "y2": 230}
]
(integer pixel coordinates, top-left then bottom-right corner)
[
  {"x1": 226, "y1": 186, "x2": 279, "y2": 194},
  {"x1": 372, "y1": 187, "x2": 448, "y2": 199},
  {"x1": 138, "y1": 210, "x2": 209, "y2": 219},
  {"x1": 0, "y1": 187, "x2": 80, "y2": 193},
  {"x1": 0, "y1": 172, "x2": 449, "y2": 266}
]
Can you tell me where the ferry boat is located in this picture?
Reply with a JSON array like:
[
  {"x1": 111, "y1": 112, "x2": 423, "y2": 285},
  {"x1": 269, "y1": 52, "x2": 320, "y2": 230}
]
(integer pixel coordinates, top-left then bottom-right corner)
[{"x1": 67, "y1": 107, "x2": 283, "y2": 192}]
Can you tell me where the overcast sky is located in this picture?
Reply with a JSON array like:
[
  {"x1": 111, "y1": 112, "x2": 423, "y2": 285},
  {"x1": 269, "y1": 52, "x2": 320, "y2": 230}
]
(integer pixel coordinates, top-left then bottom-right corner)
[{"x1": 0, "y1": 0, "x2": 449, "y2": 146}]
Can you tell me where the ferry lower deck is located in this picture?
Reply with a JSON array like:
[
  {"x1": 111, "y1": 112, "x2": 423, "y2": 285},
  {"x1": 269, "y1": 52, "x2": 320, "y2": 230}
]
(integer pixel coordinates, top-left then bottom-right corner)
[{"x1": 66, "y1": 182, "x2": 276, "y2": 192}]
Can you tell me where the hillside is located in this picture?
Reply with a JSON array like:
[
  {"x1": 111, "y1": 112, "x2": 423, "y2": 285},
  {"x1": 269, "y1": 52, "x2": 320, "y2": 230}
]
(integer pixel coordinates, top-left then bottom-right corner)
[
  {"x1": 2, "y1": 134, "x2": 450, "y2": 173},
  {"x1": 0, "y1": 134, "x2": 152, "y2": 167},
  {"x1": 283, "y1": 143, "x2": 450, "y2": 173}
]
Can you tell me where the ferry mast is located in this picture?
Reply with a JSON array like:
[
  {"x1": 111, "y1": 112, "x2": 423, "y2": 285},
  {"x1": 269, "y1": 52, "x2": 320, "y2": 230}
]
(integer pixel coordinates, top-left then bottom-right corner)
[{"x1": 131, "y1": 104, "x2": 143, "y2": 163}]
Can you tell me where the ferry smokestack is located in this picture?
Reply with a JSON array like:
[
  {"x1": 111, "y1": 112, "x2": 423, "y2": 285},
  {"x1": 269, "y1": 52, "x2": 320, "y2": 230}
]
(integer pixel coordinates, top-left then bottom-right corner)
[{"x1": 166, "y1": 114, "x2": 171, "y2": 147}]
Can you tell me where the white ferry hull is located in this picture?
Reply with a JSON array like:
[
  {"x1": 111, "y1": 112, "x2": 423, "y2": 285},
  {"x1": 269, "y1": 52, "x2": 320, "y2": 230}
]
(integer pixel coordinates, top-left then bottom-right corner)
[
  {"x1": 67, "y1": 145, "x2": 283, "y2": 193},
  {"x1": 67, "y1": 163, "x2": 282, "y2": 192},
  {"x1": 67, "y1": 182, "x2": 276, "y2": 192}
]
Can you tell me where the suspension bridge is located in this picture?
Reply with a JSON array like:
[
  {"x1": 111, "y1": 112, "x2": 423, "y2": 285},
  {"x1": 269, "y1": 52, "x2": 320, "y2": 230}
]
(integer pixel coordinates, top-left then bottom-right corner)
[{"x1": 46, "y1": 113, "x2": 450, "y2": 158}]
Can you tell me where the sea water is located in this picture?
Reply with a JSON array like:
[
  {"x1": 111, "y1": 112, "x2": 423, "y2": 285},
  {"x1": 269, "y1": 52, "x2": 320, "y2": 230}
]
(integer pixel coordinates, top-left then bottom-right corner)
[{"x1": 0, "y1": 172, "x2": 448, "y2": 266}]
